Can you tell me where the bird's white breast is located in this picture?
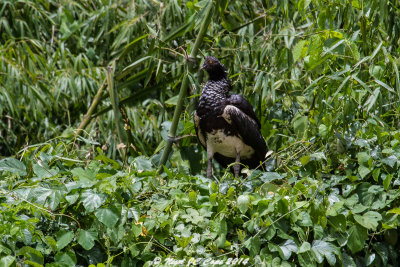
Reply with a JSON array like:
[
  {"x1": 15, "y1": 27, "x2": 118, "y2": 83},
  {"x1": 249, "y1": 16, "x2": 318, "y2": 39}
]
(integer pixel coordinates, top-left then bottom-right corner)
[{"x1": 206, "y1": 130, "x2": 254, "y2": 159}]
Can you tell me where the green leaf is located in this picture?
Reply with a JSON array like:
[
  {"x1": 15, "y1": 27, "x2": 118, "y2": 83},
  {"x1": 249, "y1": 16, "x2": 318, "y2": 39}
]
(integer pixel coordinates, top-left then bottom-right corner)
[
  {"x1": 358, "y1": 165, "x2": 370, "y2": 179},
  {"x1": 237, "y1": 195, "x2": 250, "y2": 214},
  {"x1": 311, "y1": 240, "x2": 338, "y2": 265},
  {"x1": 279, "y1": 239, "x2": 298, "y2": 260},
  {"x1": 33, "y1": 163, "x2": 59, "y2": 178},
  {"x1": 354, "y1": 211, "x2": 382, "y2": 230},
  {"x1": 244, "y1": 236, "x2": 261, "y2": 258},
  {"x1": 95, "y1": 208, "x2": 120, "y2": 228},
  {"x1": 292, "y1": 115, "x2": 308, "y2": 138},
  {"x1": 293, "y1": 40, "x2": 307, "y2": 62},
  {"x1": 0, "y1": 158, "x2": 26, "y2": 175},
  {"x1": 17, "y1": 246, "x2": 44, "y2": 265},
  {"x1": 375, "y1": 79, "x2": 395, "y2": 93},
  {"x1": 299, "y1": 242, "x2": 311, "y2": 253},
  {"x1": 329, "y1": 214, "x2": 346, "y2": 232},
  {"x1": 133, "y1": 156, "x2": 153, "y2": 172},
  {"x1": 318, "y1": 124, "x2": 329, "y2": 139},
  {"x1": 347, "y1": 225, "x2": 368, "y2": 253},
  {"x1": 56, "y1": 230, "x2": 74, "y2": 250},
  {"x1": 383, "y1": 173, "x2": 393, "y2": 190},
  {"x1": 78, "y1": 230, "x2": 97, "y2": 250},
  {"x1": 54, "y1": 250, "x2": 77, "y2": 266},
  {"x1": 357, "y1": 152, "x2": 371, "y2": 165},
  {"x1": 0, "y1": 256, "x2": 15, "y2": 267},
  {"x1": 181, "y1": 208, "x2": 203, "y2": 225},
  {"x1": 164, "y1": 95, "x2": 179, "y2": 106},
  {"x1": 342, "y1": 252, "x2": 357, "y2": 266},
  {"x1": 71, "y1": 167, "x2": 97, "y2": 188},
  {"x1": 259, "y1": 172, "x2": 284, "y2": 182},
  {"x1": 161, "y1": 14, "x2": 195, "y2": 42},
  {"x1": 188, "y1": 191, "x2": 197, "y2": 203},
  {"x1": 372, "y1": 242, "x2": 389, "y2": 264},
  {"x1": 80, "y1": 189, "x2": 106, "y2": 212},
  {"x1": 382, "y1": 155, "x2": 397, "y2": 168},
  {"x1": 132, "y1": 223, "x2": 142, "y2": 237},
  {"x1": 122, "y1": 56, "x2": 152, "y2": 72}
]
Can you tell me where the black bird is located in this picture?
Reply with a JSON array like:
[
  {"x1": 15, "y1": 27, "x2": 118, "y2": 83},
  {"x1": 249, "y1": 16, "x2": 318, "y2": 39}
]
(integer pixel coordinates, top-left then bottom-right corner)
[{"x1": 194, "y1": 56, "x2": 268, "y2": 178}]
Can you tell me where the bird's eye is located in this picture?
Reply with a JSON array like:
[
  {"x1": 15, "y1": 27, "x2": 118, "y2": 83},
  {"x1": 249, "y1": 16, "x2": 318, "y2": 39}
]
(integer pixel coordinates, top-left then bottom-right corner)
[{"x1": 208, "y1": 60, "x2": 213, "y2": 64}]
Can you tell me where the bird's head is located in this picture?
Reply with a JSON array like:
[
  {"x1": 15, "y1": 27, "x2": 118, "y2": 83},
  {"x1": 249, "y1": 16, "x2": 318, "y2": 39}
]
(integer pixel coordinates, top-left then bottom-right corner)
[{"x1": 200, "y1": 56, "x2": 228, "y2": 80}]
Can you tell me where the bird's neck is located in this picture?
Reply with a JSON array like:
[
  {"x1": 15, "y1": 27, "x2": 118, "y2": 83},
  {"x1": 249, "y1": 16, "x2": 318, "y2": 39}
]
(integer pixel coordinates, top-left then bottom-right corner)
[
  {"x1": 202, "y1": 78, "x2": 230, "y2": 96},
  {"x1": 207, "y1": 67, "x2": 228, "y2": 81},
  {"x1": 197, "y1": 78, "x2": 230, "y2": 116}
]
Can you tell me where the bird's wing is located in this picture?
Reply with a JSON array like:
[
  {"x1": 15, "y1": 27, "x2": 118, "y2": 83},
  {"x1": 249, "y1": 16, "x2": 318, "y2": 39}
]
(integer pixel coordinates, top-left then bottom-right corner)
[
  {"x1": 193, "y1": 111, "x2": 206, "y2": 148},
  {"x1": 222, "y1": 104, "x2": 267, "y2": 158},
  {"x1": 227, "y1": 94, "x2": 261, "y2": 128}
]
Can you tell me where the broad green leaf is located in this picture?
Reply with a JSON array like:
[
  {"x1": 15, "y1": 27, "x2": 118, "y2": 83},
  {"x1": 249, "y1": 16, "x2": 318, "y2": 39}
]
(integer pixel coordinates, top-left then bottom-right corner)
[
  {"x1": 382, "y1": 155, "x2": 397, "y2": 168},
  {"x1": 354, "y1": 211, "x2": 382, "y2": 230},
  {"x1": 0, "y1": 158, "x2": 26, "y2": 175},
  {"x1": 347, "y1": 225, "x2": 368, "y2": 253},
  {"x1": 358, "y1": 165, "x2": 370, "y2": 179},
  {"x1": 311, "y1": 240, "x2": 338, "y2": 265},
  {"x1": 318, "y1": 124, "x2": 329, "y2": 139},
  {"x1": 78, "y1": 230, "x2": 97, "y2": 250},
  {"x1": 132, "y1": 223, "x2": 142, "y2": 237},
  {"x1": 133, "y1": 156, "x2": 153, "y2": 172},
  {"x1": 181, "y1": 208, "x2": 203, "y2": 225},
  {"x1": 71, "y1": 168, "x2": 96, "y2": 188},
  {"x1": 357, "y1": 152, "x2": 371, "y2": 165},
  {"x1": 237, "y1": 195, "x2": 250, "y2": 214},
  {"x1": 244, "y1": 236, "x2": 261, "y2": 258},
  {"x1": 329, "y1": 214, "x2": 346, "y2": 232},
  {"x1": 56, "y1": 230, "x2": 74, "y2": 250},
  {"x1": 259, "y1": 172, "x2": 284, "y2": 182},
  {"x1": 95, "y1": 208, "x2": 120, "y2": 228},
  {"x1": 383, "y1": 174, "x2": 393, "y2": 191},
  {"x1": 17, "y1": 246, "x2": 44, "y2": 265},
  {"x1": 33, "y1": 163, "x2": 59, "y2": 178},
  {"x1": 279, "y1": 239, "x2": 298, "y2": 260},
  {"x1": 80, "y1": 190, "x2": 106, "y2": 212},
  {"x1": 218, "y1": 220, "x2": 227, "y2": 236},
  {"x1": 0, "y1": 256, "x2": 15, "y2": 267},
  {"x1": 342, "y1": 252, "x2": 357, "y2": 267},
  {"x1": 299, "y1": 242, "x2": 311, "y2": 253},
  {"x1": 292, "y1": 115, "x2": 308, "y2": 139},
  {"x1": 54, "y1": 251, "x2": 77, "y2": 266},
  {"x1": 41, "y1": 187, "x2": 64, "y2": 211},
  {"x1": 372, "y1": 242, "x2": 389, "y2": 264}
]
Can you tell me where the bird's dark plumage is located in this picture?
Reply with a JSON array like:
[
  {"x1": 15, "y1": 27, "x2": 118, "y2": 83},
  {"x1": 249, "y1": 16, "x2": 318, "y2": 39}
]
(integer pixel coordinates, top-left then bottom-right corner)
[{"x1": 194, "y1": 56, "x2": 268, "y2": 178}]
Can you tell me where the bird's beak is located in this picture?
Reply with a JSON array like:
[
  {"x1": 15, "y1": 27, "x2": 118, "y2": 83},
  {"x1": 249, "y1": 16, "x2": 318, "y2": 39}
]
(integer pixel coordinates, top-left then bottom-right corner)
[{"x1": 200, "y1": 63, "x2": 206, "y2": 70}]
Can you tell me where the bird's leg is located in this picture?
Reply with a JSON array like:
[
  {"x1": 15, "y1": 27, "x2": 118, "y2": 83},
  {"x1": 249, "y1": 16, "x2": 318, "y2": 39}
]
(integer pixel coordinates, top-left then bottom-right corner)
[
  {"x1": 207, "y1": 147, "x2": 214, "y2": 179},
  {"x1": 234, "y1": 151, "x2": 241, "y2": 178}
]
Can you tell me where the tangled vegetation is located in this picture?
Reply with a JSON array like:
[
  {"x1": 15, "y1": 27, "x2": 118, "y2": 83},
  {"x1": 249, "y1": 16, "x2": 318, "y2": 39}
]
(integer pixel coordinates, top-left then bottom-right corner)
[{"x1": 1, "y1": 0, "x2": 400, "y2": 266}]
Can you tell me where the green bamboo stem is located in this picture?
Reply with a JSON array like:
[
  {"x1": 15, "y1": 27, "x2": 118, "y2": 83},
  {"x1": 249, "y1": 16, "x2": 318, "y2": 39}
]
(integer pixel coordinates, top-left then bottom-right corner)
[
  {"x1": 159, "y1": 0, "x2": 214, "y2": 168},
  {"x1": 107, "y1": 62, "x2": 128, "y2": 160},
  {"x1": 75, "y1": 79, "x2": 107, "y2": 136}
]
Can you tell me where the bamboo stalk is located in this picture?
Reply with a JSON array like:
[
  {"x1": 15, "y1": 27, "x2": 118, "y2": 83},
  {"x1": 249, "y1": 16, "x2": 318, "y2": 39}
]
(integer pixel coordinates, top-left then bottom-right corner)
[
  {"x1": 75, "y1": 79, "x2": 107, "y2": 136},
  {"x1": 159, "y1": 0, "x2": 214, "y2": 168},
  {"x1": 107, "y1": 62, "x2": 128, "y2": 161}
]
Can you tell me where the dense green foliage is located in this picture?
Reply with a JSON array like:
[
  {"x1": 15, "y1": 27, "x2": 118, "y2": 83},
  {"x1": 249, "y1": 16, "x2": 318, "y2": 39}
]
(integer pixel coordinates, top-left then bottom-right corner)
[{"x1": 1, "y1": 0, "x2": 400, "y2": 266}]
